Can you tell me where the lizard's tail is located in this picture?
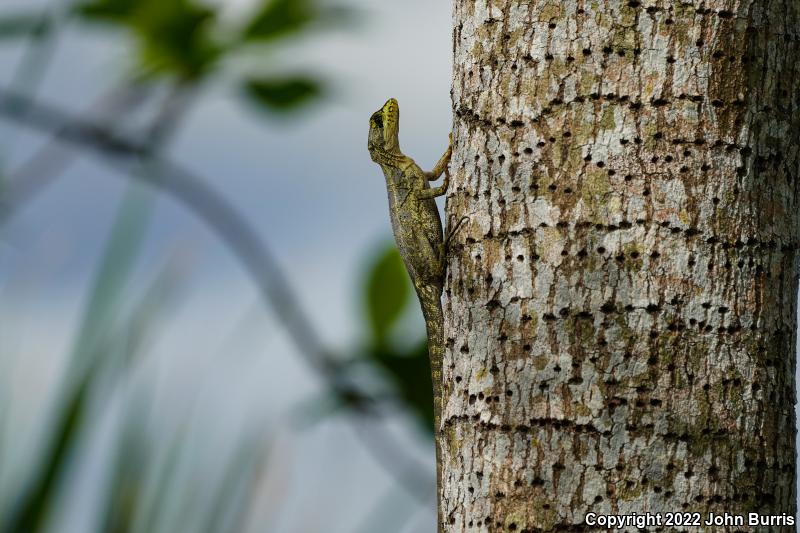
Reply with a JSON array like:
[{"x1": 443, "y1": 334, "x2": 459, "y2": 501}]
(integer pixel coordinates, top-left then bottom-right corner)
[
  {"x1": 421, "y1": 298, "x2": 444, "y2": 435},
  {"x1": 417, "y1": 283, "x2": 445, "y2": 531}
]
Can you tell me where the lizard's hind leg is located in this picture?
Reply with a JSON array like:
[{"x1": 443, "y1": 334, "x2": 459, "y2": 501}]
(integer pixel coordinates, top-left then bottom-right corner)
[{"x1": 434, "y1": 215, "x2": 469, "y2": 279}]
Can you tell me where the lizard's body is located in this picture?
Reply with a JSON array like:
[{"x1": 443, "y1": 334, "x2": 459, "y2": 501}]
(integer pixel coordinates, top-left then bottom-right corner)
[
  {"x1": 367, "y1": 98, "x2": 450, "y2": 527},
  {"x1": 378, "y1": 152, "x2": 447, "y2": 427}
]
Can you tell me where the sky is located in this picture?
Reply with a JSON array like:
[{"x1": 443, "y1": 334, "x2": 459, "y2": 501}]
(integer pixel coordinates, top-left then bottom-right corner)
[{"x1": 0, "y1": 0, "x2": 454, "y2": 531}]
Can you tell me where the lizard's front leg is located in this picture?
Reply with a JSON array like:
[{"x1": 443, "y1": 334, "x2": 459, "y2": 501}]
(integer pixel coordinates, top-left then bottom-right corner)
[
  {"x1": 424, "y1": 134, "x2": 452, "y2": 182},
  {"x1": 417, "y1": 167, "x2": 450, "y2": 200}
]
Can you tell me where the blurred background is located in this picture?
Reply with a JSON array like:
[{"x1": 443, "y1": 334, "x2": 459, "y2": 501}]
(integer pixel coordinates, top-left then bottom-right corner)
[{"x1": 0, "y1": 0, "x2": 453, "y2": 532}]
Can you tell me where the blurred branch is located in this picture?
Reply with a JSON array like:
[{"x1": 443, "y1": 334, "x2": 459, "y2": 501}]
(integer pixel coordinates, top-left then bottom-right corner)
[
  {"x1": 1, "y1": 1, "x2": 81, "y2": 154},
  {"x1": 4, "y1": 7, "x2": 57, "y2": 113},
  {"x1": 0, "y1": 86, "x2": 434, "y2": 498},
  {"x1": 1, "y1": 84, "x2": 151, "y2": 227},
  {"x1": 0, "y1": 86, "x2": 351, "y2": 390}
]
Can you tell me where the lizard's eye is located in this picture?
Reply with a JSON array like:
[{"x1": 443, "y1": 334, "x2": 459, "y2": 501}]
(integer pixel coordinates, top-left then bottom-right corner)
[{"x1": 371, "y1": 113, "x2": 383, "y2": 128}]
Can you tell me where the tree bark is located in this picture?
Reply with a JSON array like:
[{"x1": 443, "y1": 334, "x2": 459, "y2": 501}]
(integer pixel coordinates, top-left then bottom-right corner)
[{"x1": 442, "y1": 0, "x2": 799, "y2": 531}]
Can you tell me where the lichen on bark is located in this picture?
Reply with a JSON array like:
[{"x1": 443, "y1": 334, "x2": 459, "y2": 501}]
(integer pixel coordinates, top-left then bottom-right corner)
[{"x1": 441, "y1": 0, "x2": 799, "y2": 531}]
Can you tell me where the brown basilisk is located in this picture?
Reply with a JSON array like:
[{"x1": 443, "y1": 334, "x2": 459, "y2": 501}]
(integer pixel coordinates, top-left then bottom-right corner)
[{"x1": 367, "y1": 98, "x2": 451, "y2": 525}]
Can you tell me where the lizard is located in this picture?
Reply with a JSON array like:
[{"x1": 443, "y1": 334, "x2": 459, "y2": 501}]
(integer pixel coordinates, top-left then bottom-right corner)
[{"x1": 367, "y1": 97, "x2": 452, "y2": 528}]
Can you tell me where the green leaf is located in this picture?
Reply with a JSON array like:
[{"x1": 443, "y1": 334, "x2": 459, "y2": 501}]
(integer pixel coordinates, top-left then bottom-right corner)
[
  {"x1": 138, "y1": 7, "x2": 221, "y2": 79},
  {"x1": 0, "y1": 379, "x2": 90, "y2": 533},
  {"x1": 74, "y1": 0, "x2": 222, "y2": 79},
  {"x1": 0, "y1": 13, "x2": 50, "y2": 40},
  {"x1": 243, "y1": 0, "x2": 317, "y2": 42},
  {"x1": 74, "y1": 0, "x2": 138, "y2": 20},
  {"x1": 364, "y1": 245, "x2": 411, "y2": 343},
  {"x1": 367, "y1": 340, "x2": 434, "y2": 432},
  {"x1": 243, "y1": 77, "x2": 321, "y2": 111}
]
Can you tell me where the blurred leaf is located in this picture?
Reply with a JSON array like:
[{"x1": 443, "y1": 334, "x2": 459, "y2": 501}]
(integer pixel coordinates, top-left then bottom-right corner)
[
  {"x1": 139, "y1": 14, "x2": 220, "y2": 79},
  {"x1": 243, "y1": 0, "x2": 317, "y2": 42},
  {"x1": 131, "y1": 427, "x2": 189, "y2": 533},
  {"x1": 100, "y1": 411, "x2": 147, "y2": 533},
  {"x1": 290, "y1": 387, "x2": 372, "y2": 429},
  {"x1": 243, "y1": 0, "x2": 355, "y2": 43},
  {"x1": 74, "y1": 0, "x2": 222, "y2": 79},
  {"x1": 364, "y1": 245, "x2": 411, "y2": 343},
  {"x1": 116, "y1": 253, "x2": 189, "y2": 367},
  {"x1": 0, "y1": 13, "x2": 50, "y2": 41},
  {"x1": 0, "y1": 379, "x2": 90, "y2": 533},
  {"x1": 244, "y1": 76, "x2": 321, "y2": 111},
  {"x1": 100, "y1": 257, "x2": 187, "y2": 533},
  {"x1": 357, "y1": 245, "x2": 433, "y2": 430},
  {"x1": 74, "y1": 0, "x2": 138, "y2": 19},
  {"x1": 70, "y1": 182, "x2": 154, "y2": 373},
  {"x1": 0, "y1": 182, "x2": 155, "y2": 533},
  {"x1": 202, "y1": 431, "x2": 270, "y2": 533},
  {"x1": 368, "y1": 340, "x2": 434, "y2": 432}
]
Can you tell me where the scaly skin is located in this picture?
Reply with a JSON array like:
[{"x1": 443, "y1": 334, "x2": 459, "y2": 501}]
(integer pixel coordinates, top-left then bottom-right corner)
[{"x1": 368, "y1": 98, "x2": 451, "y2": 530}]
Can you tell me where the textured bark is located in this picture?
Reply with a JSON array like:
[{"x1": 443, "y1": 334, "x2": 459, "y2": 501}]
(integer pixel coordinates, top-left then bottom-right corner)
[{"x1": 441, "y1": 0, "x2": 799, "y2": 531}]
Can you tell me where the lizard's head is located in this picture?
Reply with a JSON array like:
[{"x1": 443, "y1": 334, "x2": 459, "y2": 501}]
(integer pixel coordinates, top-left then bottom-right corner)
[{"x1": 368, "y1": 98, "x2": 400, "y2": 153}]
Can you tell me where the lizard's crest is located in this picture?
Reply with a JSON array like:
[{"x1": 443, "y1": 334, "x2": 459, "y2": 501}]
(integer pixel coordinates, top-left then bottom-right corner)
[{"x1": 368, "y1": 98, "x2": 400, "y2": 154}]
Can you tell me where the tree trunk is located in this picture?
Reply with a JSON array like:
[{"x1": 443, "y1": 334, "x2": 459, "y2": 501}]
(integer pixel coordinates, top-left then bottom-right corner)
[{"x1": 442, "y1": 0, "x2": 799, "y2": 531}]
